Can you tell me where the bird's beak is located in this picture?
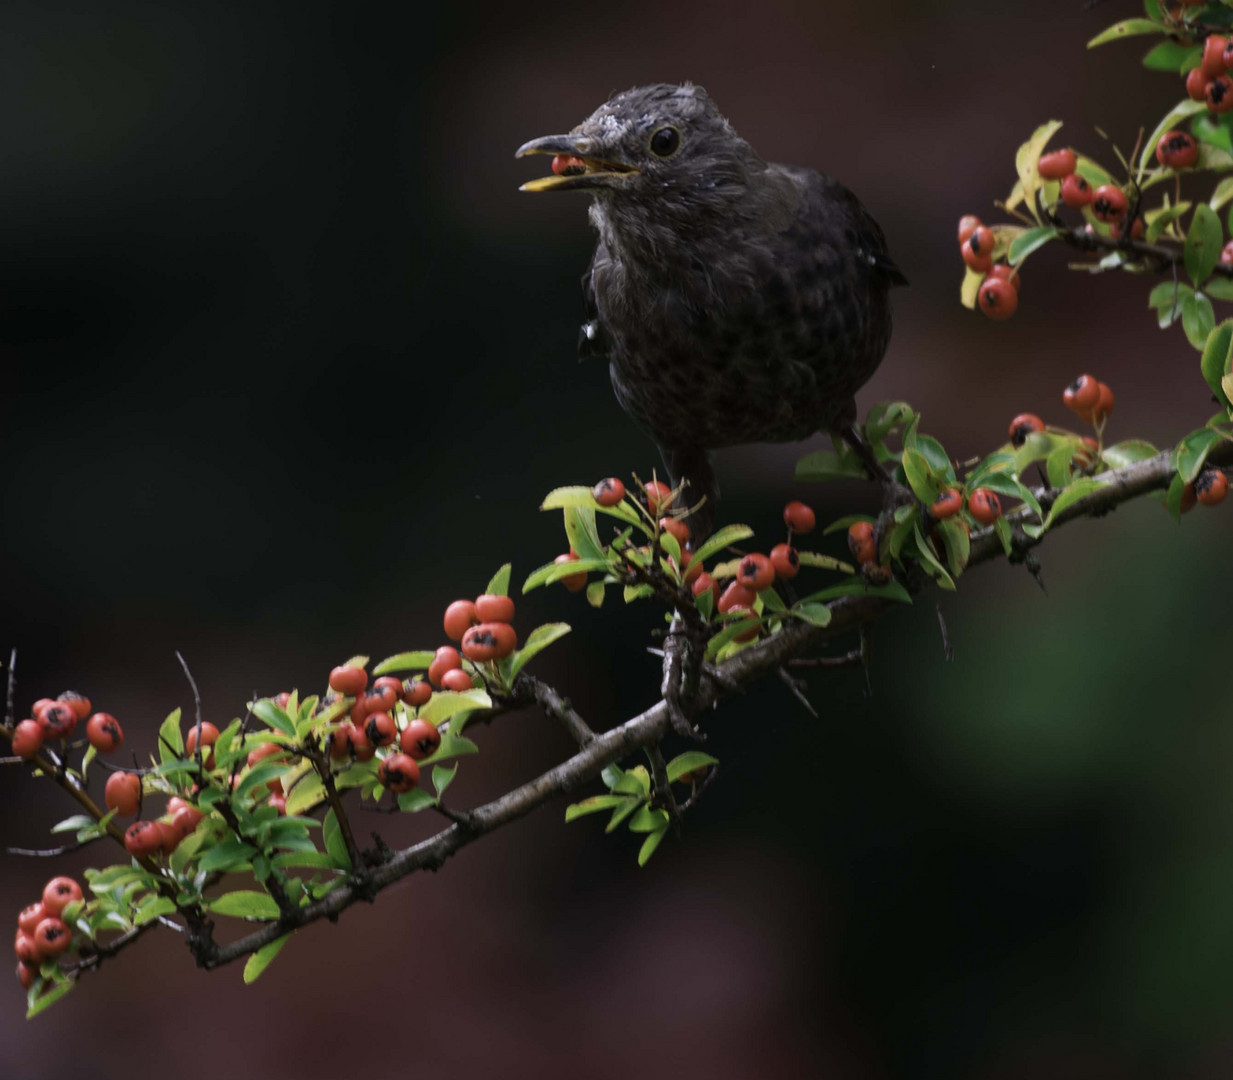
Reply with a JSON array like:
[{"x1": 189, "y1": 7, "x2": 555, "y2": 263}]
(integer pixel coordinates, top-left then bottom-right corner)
[{"x1": 515, "y1": 133, "x2": 639, "y2": 192}]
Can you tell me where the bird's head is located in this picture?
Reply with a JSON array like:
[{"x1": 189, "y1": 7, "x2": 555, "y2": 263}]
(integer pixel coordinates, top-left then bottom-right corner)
[{"x1": 515, "y1": 83, "x2": 762, "y2": 206}]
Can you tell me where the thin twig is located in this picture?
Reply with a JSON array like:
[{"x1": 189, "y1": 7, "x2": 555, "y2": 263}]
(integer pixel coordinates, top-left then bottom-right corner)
[
  {"x1": 777, "y1": 667, "x2": 818, "y2": 718},
  {"x1": 517, "y1": 674, "x2": 594, "y2": 746},
  {"x1": 7, "y1": 837, "x2": 100, "y2": 858},
  {"x1": 646, "y1": 743, "x2": 682, "y2": 835},
  {"x1": 5, "y1": 647, "x2": 15, "y2": 729}
]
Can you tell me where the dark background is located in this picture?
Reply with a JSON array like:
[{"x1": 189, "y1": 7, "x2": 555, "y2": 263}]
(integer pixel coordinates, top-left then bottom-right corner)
[{"x1": 3, "y1": 1, "x2": 1232, "y2": 1076}]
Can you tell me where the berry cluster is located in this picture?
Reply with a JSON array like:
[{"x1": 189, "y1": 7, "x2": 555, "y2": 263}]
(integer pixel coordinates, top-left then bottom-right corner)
[
  {"x1": 11, "y1": 693, "x2": 120, "y2": 762},
  {"x1": 1185, "y1": 34, "x2": 1233, "y2": 116},
  {"x1": 959, "y1": 215, "x2": 1022, "y2": 321},
  {"x1": 326, "y1": 663, "x2": 439, "y2": 784},
  {"x1": 13, "y1": 877, "x2": 82, "y2": 991}
]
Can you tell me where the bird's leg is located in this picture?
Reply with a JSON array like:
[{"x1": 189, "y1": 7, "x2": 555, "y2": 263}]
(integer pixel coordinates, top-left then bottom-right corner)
[{"x1": 660, "y1": 443, "x2": 717, "y2": 545}]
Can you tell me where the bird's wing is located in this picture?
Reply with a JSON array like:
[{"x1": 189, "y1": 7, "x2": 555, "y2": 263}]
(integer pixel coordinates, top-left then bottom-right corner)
[{"x1": 579, "y1": 240, "x2": 614, "y2": 362}]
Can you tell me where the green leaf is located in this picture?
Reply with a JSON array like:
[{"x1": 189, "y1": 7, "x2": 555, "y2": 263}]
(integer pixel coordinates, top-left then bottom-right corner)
[
  {"x1": 1200, "y1": 320, "x2": 1233, "y2": 408},
  {"x1": 397, "y1": 788, "x2": 438, "y2": 813},
  {"x1": 565, "y1": 794, "x2": 630, "y2": 822},
  {"x1": 792, "y1": 602, "x2": 833, "y2": 628},
  {"x1": 757, "y1": 586, "x2": 787, "y2": 614},
  {"x1": 935, "y1": 517, "x2": 971, "y2": 578},
  {"x1": 243, "y1": 933, "x2": 291, "y2": 984},
  {"x1": 158, "y1": 708, "x2": 183, "y2": 764},
  {"x1": 796, "y1": 578, "x2": 912, "y2": 605},
  {"x1": 689, "y1": 524, "x2": 755, "y2": 566},
  {"x1": 1141, "y1": 99, "x2": 1209, "y2": 173},
  {"x1": 1015, "y1": 120, "x2": 1064, "y2": 220},
  {"x1": 209, "y1": 890, "x2": 281, "y2": 920},
  {"x1": 322, "y1": 808, "x2": 351, "y2": 868},
  {"x1": 431, "y1": 763, "x2": 458, "y2": 798},
  {"x1": 1146, "y1": 201, "x2": 1192, "y2": 245},
  {"x1": 1043, "y1": 478, "x2": 1107, "y2": 528},
  {"x1": 284, "y1": 772, "x2": 325, "y2": 817},
  {"x1": 250, "y1": 699, "x2": 295, "y2": 739},
  {"x1": 26, "y1": 979, "x2": 73, "y2": 1019},
  {"x1": 665, "y1": 752, "x2": 719, "y2": 782},
  {"x1": 51, "y1": 814, "x2": 96, "y2": 834},
  {"x1": 563, "y1": 504, "x2": 606, "y2": 562},
  {"x1": 1142, "y1": 40, "x2": 1201, "y2": 72},
  {"x1": 793, "y1": 448, "x2": 866, "y2": 483},
  {"x1": 271, "y1": 851, "x2": 338, "y2": 870},
  {"x1": 1175, "y1": 426, "x2": 1224, "y2": 482},
  {"x1": 606, "y1": 798, "x2": 641, "y2": 833},
  {"x1": 902, "y1": 448, "x2": 942, "y2": 502},
  {"x1": 1088, "y1": 18, "x2": 1165, "y2": 48},
  {"x1": 628, "y1": 805, "x2": 670, "y2": 834},
  {"x1": 522, "y1": 556, "x2": 611, "y2": 592},
  {"x1": 197, "y1": 837, "x2": 258, "y2": 874},
  {"x1": 1008, "y1": 225, "x2": 1060, "y2": 265},
  {"x1": 585, "y1": 580, "x2": 605, "y2": 608},
  {"x1": 795, "y1": 551, "x2": 852, "y2": 573},
  {"x1": 864, "y1": 401, "x2": 916, "y2": 444},
  {"x1": 419, "y1": 687, "x2": 492, "y2": 725},
  {"x1": 1046, "y1": 443, "x2": 1074, "y2": 488},
  {"x1": 1100, "y1": 439, "x2": 1160, "y2": 469},
  {"x1": 485, "y1": 563, "x2": 512, "y2": 597},
  {"x1": 1186, "y1": 204, "x2": 1224, "y2": 287},
  {"x1": 506, "y1": 622, "x2": 571, "y2": 680},
  {"x1": 234, "y1": 761, "x2": 292, "y2": 802},
  {"x1": 969, "y1": 471, "x2": 1043, "y2": 523},
  {"x1": 612, "y1": 765, "x2": 652, "y2": 798},
  {"x1": 911, "y1": 526, "x2": 955, "y2": 591},
  {"x1": 540, "y1": 485, "x2": 647, "y2": 530},
  {"x1": 372, "y1": 651, "x2": 434, "y2": 675},
  {"x1": 133, "y1": 897, "x2": 177, "y2": 926},
  {"x1": 1149, "y1": 280, "x2": 1193, "y2": 328},
  {"x1": 1205, "y1": 276, "x2": 1233, "y2": 301},
  {"x1": 638, "y1": 828, "x2": 668, "y2": 867},
  {"x1": 1182, "y1": 291, "x2": 1217, "y2": 349}
]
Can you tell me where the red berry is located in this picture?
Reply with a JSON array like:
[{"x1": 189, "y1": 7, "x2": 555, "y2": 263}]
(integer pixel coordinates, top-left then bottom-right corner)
[
  {"x1": 847, "y1": 521, "x2": 876, "y2": 564},
  {"x1": 1063, "y1": 374, "x2": 1101, "y2": 415},
  {"x1": 1195, "y1": 468, "x2": 1228, "y2": 506},
  {"x1": 1092, "y1": 382, "x2": 1115, "y2": 424},
  {"x1": 37, "y1": 702, "x2": 77, "y2": 740},
  {"x1": 1072, "y1": 436, "x2": 1099, "y2": 471},
  {"x1": 124, "y1": 820, "x2": 163, "y2": 859},
  {"x1": 691, "y1": 571, "x2": 720, "y2": 604},
  {"x1": 1060, "y1": 173, "x2": 1093, "y2": 209},
  {"x1": 156, "y1": 820, "x2": 182, "y2": 855},
  {"x1": 659, "y1": 516, "x2": 690, "y2": 545},
  {"x1": 551, "y1": 154, "x2": 586, "y2": 176},
  {"x1": 402, "y1": 679, "x2": 432, "y2": 707},
  {"x1": 931, "y1": 489, "x2": 963, "y2": 520},
  {"x1": 1091, "y1": 186, "x2": 1128, "y2": 223},
  {"x1": 329, "y1": 725, "x2": 356, "y2": 760},
  {"x1": 246, "y1": 741, "x2": 282, "y2": 769},
  {"x1": 1037, "y1": 148, "x2": 1076, "y2": 180},
  {"x1": 769, "y1": 543, "x2": 800, "y2": 580},
  {"x1": 41, "y1": 877, "x2": 82, "y2": 918},
  {"x1": 717, "y1": 581, "x2": 757, "y2": 614},
  {"x1": 782, "y1": 500, "x2": 816, "y2": 534},
  {"x1": 85, "y1": 712, "x2": 123, "y2": 753},
  {"x1": 15, "y1": 932, "x2": 40, "y2": 965},
  {"x1": 593, "y1": 477, "x2": 626, "y2": 506},
  {"x1": 104, "y1": 771, "x2": 141, "y2": 816},
  {"x1": 171, "y1": 805, "x2": 204, "y2": 838},
  {"x1": 968, "y1": 489, "x2": 1002, "y2": 525},
  {"x1": 184, "y1": 721, "x2": 219, "y2": 769},
  {"x1": 427, "y1": 646, "x2": 462, "y2": 688},
  {"x1": 643, "y1": 480, "x2": 674, "y2": 513},
  {"x1": 57, "y1": 691, "x2": 92, "y2": 721},
  {"x1": 474, "y1": 594, "x2": 515, "y2": 624},
  {"x1": 363, "y1": 711, "x2": 397, "y2": 748},
  {"x1": 1188, "y1": 67, "x2": 1211, "y2": 103},
  {"x1": 725, "y1": 606, "x2": 760, "y2": 643},
  {"x1": 273, "y1": 691, "x2": 292, "y2": 709},
  {"x1": 1208, "y1": 75, "x2": 1233, "y2": 114},
  {"x1": 442, "y1": 600, "x2": 478, "y2": 642},
  {"x1": 1203, "y1": 34, "x2": 1229, "y2": 78},
  {"x1": 736, "y1": 553, "x2": 775, "y2": 591},
  {"x1": 1110, "y1": 216, "x2": 1145, "y2": 242},
  {"x1": 17, "y1": 903, "x2": 46, "y2": 936},
  {"x1": 554, "y1": 552, "x2": 588, "y2": 592},
  {"x1": 400, "y1": 719, "x2": 441, "y2": 760},
  {"x1": 365, "y1": 682, "x2": 399, "y2": 714},
  {"x1": 268, "y1": 792, "x2": 287, "y2": 814},
  {"x1": 1008, "y1": 413, "x2": 1045, "y2": 447},
  {"x1": 378, "y1": 753, "x2": 421, "y2": 794},
  {"x1": 957, "y1": 215, "x2": 982, "y2": 244},
  {"x1": 978, "y1": 277, "x2": 1018, "y2": 320},
  {"x1": 11, "y1": 719, "x2": 42, "y2": 759},
  {"x1": 986, "y1": 264, "x2": 1021, "y2": 293},
  {"x1": 1180, "y1": 482, "x2": 1198, "y2": 514},
  {"x1": 1156, "y1": 130, "x2": 1199, "y2": 170},
  {"x1": 441, "y1": 668, "x2": 475, "y2": 692},
  {"x1": 961, "y1": 226, "x2": 995, "y2": 272},
  {"x1": 1221, "y1": 240, "x2": 1233, "y2": 266},
  {"x1": 328, "y1": 665, "x2": 367, "y2": 696},
  {"x1": 348, "y1": 724, "x2": 375, "y2": 762},
  {"x1": 17, "y1": 961, "x2": 38, "y2": 990}
]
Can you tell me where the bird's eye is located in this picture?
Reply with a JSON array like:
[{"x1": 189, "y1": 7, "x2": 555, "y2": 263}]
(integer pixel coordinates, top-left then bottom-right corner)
[{"x1": 649, "y1": 127, "x2": 681, "y2": 157}]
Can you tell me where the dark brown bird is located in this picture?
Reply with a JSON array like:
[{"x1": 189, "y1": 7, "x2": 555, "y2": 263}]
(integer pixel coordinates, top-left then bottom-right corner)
[{"x1": 517, "y1": 83, "x2": 905, "y2": 538}]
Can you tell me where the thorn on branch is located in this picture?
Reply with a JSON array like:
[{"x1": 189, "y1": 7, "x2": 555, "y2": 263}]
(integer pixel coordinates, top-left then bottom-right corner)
[
  {"x1": 935, "y1": 603, "x2": 954, "y2": 662},
  {"x1": 776, "y1": 666, "x2": 818, "y2": 718},
  {"x1": 679, "y1": 763, "x2": 720, "y2": 815}
]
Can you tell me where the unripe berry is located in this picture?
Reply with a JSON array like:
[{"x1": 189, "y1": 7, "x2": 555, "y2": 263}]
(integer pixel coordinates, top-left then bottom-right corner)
[
  {"x1": 400, "y1": 719, "x2": 441, "y2": 760},
  {"x1": 85, "y1": 712, "x2": 123, "y2": 753},
  {"x1": 593, "y1": 477, "x2": 626, "y2": 506},
  {"x1": 104, "y1": 774, "x2": 141, "y2": 813},
  {"x1": 443, "y1": 600, "x2": 478, "y2": 642}
]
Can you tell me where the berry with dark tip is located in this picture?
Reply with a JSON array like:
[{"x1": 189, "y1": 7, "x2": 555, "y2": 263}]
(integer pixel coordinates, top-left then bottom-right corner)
[
  {"x1": 978, "y1": 277, "x2": 1018, "y2": 320},
  {"x1": 957, "y1": 215, "x2": 982, "y2": 243},
  {"x1": 105, "y1": 771, "x2": 141, "y2": 816},
  {"x1": 58, "y1": 691, "x2": 92, "y2": 721},
  {"x1": 736, "y1": 553, "x2": 775, "y2": 591},
  {"x1": 931, "y1": 490, "x2": 962, "y2": 520},
  {"x1": 378, "y1": 753, "x2": 421, "y2": 794},
  {"x1": 962, "y1": 226, "x2": 995, "y2": 272},
  {"x1": 1037, "y1": 148, "x2": 1076, "y2": 180},
  {"x1": 593, "y1": 477, "x2": 626, "y2": 506},
  {"x1": 769, "y1": 543, "x2": 799, "y2": 579},
  {"x1": 782, "y1": 500, "x2": 816, "y2": 534},
  {"x1": 37, "y1": 703, "x2": 77, "y2": 740},
  {"x1": 85, "y1": 712, "x2": 123, "y2": 753},
  {"x1": 986, "y1": 264, "x2": 1020, "y2": 293},
  {"x1": 554, "y1": 552, "x2": 588, "y2": 592},
  {"x1": 400, "y1": 719, "x2": 441, "y2": 760},
  {"x1": 1091, "y1": 186, "x2": 1128, "y2": 223},
  {"x1": 1060, "y1": 173, "x2": 1093, "y2": 209},
  {"x1": 968, "y1": 489, "x2": 1002, "y2": 525},
  {"x1": 41, "y1": 877, "x2": 82, "y2": 918},
  {"x1": 364, "y1": 711, "x2": 397, "y2": 748},
  {"x1": 1207, "y1": 75, "x2": 1233, "y2": 114},
  {"x1": 847, "y1": 521, "x2": 876, "y2": 564},
  {"x1": 402, "y1": 679, "x2": 432, "y2": 707},
  {"x1": 124, "y1": 820, "x2": 163, "y2": 859},
  {"x1": 1195, "y1": 468, "x2": 1228, "y2": 506},
  {"x1": 1063, "y1": 374, "x2": 1101, "y2": 415},
  {"x1": 443, "y1": 600, "x2": 478, "y2": 642},
  {"x1": 348, "y1": 724, "x2": 376, "y2": 762},
  {"x1": 365, "y1": 682, "x2": 399, "y2": 714},
  {"x1": 1156, "y1": 130, "x2": 1199, "y2": 170},
  {"x1": 328, "y1": 665, "x2": 367, "y2": 696},
  {"x1": 12, "y1": 719, "x2": 42, "y2": 759},
  {"x1": 1009, "y1": 413, "x2": 1045, "y2": 447}
]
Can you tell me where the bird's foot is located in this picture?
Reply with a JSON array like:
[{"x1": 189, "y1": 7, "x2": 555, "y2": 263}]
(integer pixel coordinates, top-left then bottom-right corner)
[{"x1": 660, "y1": 616, "x2": 707, "y2": 741}]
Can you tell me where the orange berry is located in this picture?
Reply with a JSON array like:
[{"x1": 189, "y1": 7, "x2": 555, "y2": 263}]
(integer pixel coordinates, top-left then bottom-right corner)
[
  {"x1": 1037, "y1": 148, "x2": 1076, "y2": 180},
  {"x1": 85, "y1": 712, "x2": 123, "y2": 753},
  {"x1": 931, "y1": 490, "x2": 962, "y2": 520},
  {"x1": 643, "y1": 480, "x2": 674, "y2": 514},
  {"x1": 1008, "y1": 413, "x2": 1045, "y2": 447},
  {"x1": 968, "y1": 489, "x2": 1002, "y2": 525},
  {"x1": 782, "y1": 500, "x2": 816, "y2": 534},
  {"x1": 105, "y1": 771, "x2": 142, "y2": 816},
  {"x1": 593, "y1": 477, "x2": 626, "y2": 506},
  {"x1": 328, "y1": 665, "x2": 367, "y2": 696},
  {"x1": 474, "y1": 594, "x2": 515, "y2": 623},
  {"x1": 1195, "y1": 468, "x2": 1228, "y2": 506},
  {"x1": 378, "y1": 753, "x2": 421, "y2": 794},
  {"x1": 442, "y1": 600, "x2": 478, "y2": 642},
  {"x1": 957, "y1": 215, "x2": 982, "y2": 244},
  {"x1": 736, "y1": 553, "x2": 775, "y2": 592},
  {"x1": 554, "y1": 552, "x2": 587, "y2": 592},
  {"x1": 962, "y1": 226, "x2": 995, "y2": 272},
  {"x1": 11, "y1": 719, "x2": 42, "y2": 759},
  {"x1": 769, "y1": 544, "x2": 799, "y2": 580},
  {"x1": 1063, "y1": 374, "x2": 1100, "y2": 415},
  {"x1": 441, "y1": 668, "x2": 475, "y2": 692},
  {"x1": 400, "y1": 719, "x2": 441, "y2": 761},
  {"x1": 978, "y1": 277, "x2": 1018, "y2": 320}
]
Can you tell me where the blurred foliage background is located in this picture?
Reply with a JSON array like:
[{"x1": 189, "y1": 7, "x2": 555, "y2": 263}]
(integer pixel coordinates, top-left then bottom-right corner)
[{"x1": 2, "y1": 1, "x2": 1231, "y2": 1076}]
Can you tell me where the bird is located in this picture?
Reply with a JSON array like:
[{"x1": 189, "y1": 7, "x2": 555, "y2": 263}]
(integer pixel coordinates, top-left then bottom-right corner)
[{"x1": 517, "y1": 82, "x2": 906, "y2": 539}]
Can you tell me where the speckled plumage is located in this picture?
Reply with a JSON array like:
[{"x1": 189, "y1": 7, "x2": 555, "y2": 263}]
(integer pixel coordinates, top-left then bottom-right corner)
[{"x1": 525, "y1": 83, "x2": 905, "y2": 535}]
